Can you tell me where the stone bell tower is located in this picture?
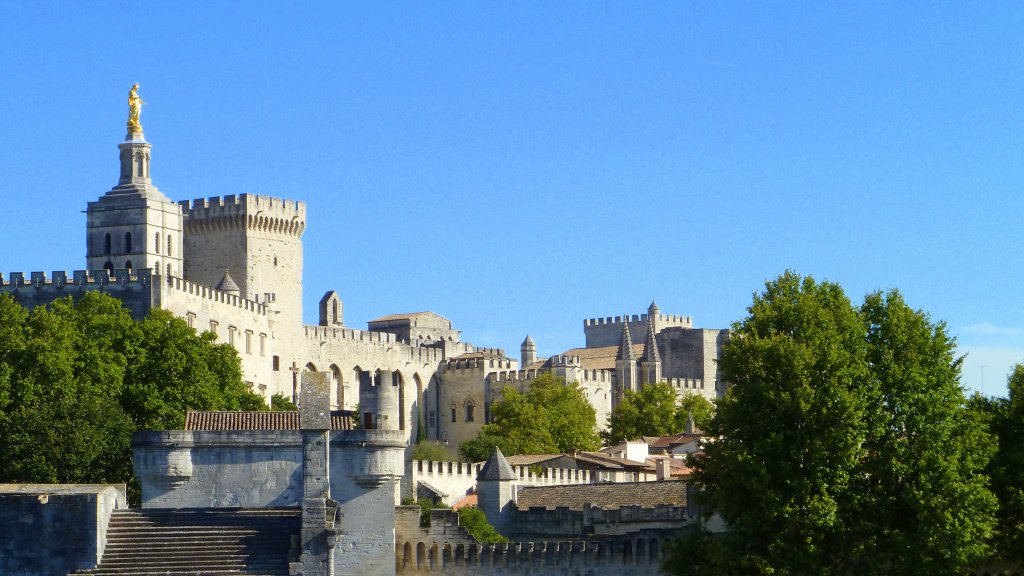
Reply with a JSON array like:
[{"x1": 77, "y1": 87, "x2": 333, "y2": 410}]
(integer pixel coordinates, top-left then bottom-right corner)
[{"x1": 86, "y1": 85, "x2": 184, "y2": 278}]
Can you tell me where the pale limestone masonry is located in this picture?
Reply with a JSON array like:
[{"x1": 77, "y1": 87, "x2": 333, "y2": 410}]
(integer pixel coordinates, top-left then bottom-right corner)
[{"x1": 0, "y1": 112, "x2": 727, "y2": 458}]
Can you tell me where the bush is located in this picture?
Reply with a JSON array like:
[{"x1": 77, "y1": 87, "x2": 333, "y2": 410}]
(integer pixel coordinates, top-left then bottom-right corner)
[{"x1": 457, "y1": 506, "x2": 508, "y2": 543}]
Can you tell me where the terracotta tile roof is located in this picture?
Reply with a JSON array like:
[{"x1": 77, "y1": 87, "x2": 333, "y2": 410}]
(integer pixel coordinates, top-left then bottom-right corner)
[
  {"x1": 649, "y1": 433, "x2": 704, "y2": 449},
  {"x1": 559, "y1": 344, "x2": 646, "y2": 370},
  {"x1": 516, "y1": 480, "x2": 687, "y2": 511},
  {"x1": 506, "y1": 454, "x2": 563, "y2": 467},
  {"x1": 184, "y1": 410, "x2": 357, "y2": 431},
  {"x1": 451, "y1": 492, "x2": 478, "y2": 511}
]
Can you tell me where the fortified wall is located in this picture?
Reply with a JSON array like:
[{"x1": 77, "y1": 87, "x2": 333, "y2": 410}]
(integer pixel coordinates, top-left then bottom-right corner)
[
  {"x1": 403, "y1": 459, "x2": 596, "y2": 505},
  {"x1": 584, "y1": 312, "x2": 692, "y2": 348},
  {"x1": 395, "y1": 506, "x2": 673, "y2": 576}
]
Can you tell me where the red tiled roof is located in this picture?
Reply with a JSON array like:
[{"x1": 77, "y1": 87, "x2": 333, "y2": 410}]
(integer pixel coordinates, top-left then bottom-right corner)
[
  {"x1": 451, "y1": 493, "x2": 478, "y2": 511},
  {"x1": 516, "y1": 480, "x2": 687, "y2": 511},
  {"x1": 184, "y1": 410, "x2": 357, "y2": 431},
  {"x1": 558, "y1": 344, "x2": 646, "y2": 370}
]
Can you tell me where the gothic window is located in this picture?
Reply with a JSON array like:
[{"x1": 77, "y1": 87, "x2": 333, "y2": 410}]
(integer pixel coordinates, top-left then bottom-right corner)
[
  {"x1": 155, "y1": 232, "x2": 160, "y2": 254},
  {"x1": 450, "y1": 403, "x2": 457, "y2": 423},
  {"x1": 167, "y1": 234, "x2": 173, "y2": 257},
  {"x1": 103, "y1": 261, "x2": 114, "y2": 275},
  {"x1": 124, "y1": 232, "x2": 132, "y2": 254},
  {"x1": 104, "y1": 233, "x2": 112, "y2": 255},
  {"x1": 125, "y1": 260, "x2": 133, "y2": 274},
  {"x1": 464, "y1": 399, "x2": 475, "y2": 423}
]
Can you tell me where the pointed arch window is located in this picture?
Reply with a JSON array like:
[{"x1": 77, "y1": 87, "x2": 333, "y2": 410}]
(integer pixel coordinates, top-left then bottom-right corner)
[
  {"x1": 167, "y1": 234, "x2": 173, "y2": 257},
  {"x1": 104, "y1": 233, "x2": 112, "y2": 255},
  {"x1": 464, "y1": 398, "x2": 476, "y2": 423},
  {"x1": 450, "y1": 402, "x2": 457, "y2": 423},
  {"x1": 124, "y1": 232, "x2": 133, "y2": 254},
  {"x1": 125, "y1": 260, "x2": 133, "y2": 274},
  {"x1": 155, "y1": 232, "x2": 160, "y2": 254}
]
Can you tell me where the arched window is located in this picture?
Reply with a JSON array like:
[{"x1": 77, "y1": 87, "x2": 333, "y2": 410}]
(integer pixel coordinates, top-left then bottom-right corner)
[
  {"x1": 135, "y1": 152, "x2": 144, "y2": 177},
  {"x1": 103, "y1": 261, "x2": 114, "y2": 275},
  {"x1": 330, "y1": 365, "x2": 343, "y2": 409},
  {"x1": 464, "y1": 398, "x2": 475, "y2": 423},
  {"x1": 104, "y1": 233, "x2": 112, "y2": 255},
  {"x1": 154, "y1": 232, "x2": 160, "y2": 254},
  {"x1": 167, "y1": 234, "x2": 173, "y2": 257},
  {"x1": 125, "y1": 260, "x2": 133, "y2": 274},
  {"x1": 450, "y1": 402, "x2": 457, "y2": 423},
  {"x1": 124, "y1": 232, "x2": 132, "y2": 254}
]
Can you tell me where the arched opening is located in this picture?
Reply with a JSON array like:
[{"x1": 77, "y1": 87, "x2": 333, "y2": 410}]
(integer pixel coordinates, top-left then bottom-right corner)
[
  {"x1": 637, "y1": 538, "x2": 646, "y2": 563},
  {"x1": 403, "y1": 542, "x2": 412, "y2": 567},
  {"x1": 154, "y1": 232, "x2": 160, "y2": 254},
  {"x1": 442, "y1": 543, "x2": 452, "y2": 568},
  {"x1": 450, "y1": 402, "x2": 457, "y2": 424},
  {"x1": 394, "y1": 370, "x2": 405, "y2": 431},
  {"x1": 167, "y1": 234, "x2": 173, "y2": 257},
  {"x1": 416, "y1": 542, "x2": 425, "y2": 570},
  {"x1": 125, "y1": 260, "x2": 133, "y2": 274},
  {"x1": 414, "y1": 374, "x2": 424, "y2": 439},
  {"x1": 464, "y1": 398, "x2": 476, "y2": 423},
  {"x1": 454, "y1": 543, "x2": 465, "y2": 565},
  {"x1": 124, "y1": 232, "x2": 132, "y2": 254},
  {"x1": 104, "y1": 233, "x2": 112, "y2": 255},
  {"x1": 373, "y1": 369, "x2": 383, "y2": 387},
  {"x1": 623, "y1": 540, "x2": 633, "y2": 565},
  {"x1": 135, "y1": 152, "x2": 144, "y2": 177},
  {"x1": 103, "y1": 261, "x2": 114, "y2": 275},
  {"x1": 649, "y1": 538, "x2": 659, "y2": 561},
  {"x1": 331, "y1": 300, "x2": 339, "y2": 324},
  {"x1": 305, "y1": 362, "x2": 317, "y2": 373},
  {"x1": 330, "y1": 364, "x2": 343, "y2": 409},
  {"x1": 429, "y1": 543, "x2": 439, "y2": 570}
]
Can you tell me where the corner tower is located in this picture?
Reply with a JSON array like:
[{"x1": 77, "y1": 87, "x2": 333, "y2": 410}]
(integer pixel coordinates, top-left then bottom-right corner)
[{"x1": 86, "y1": 85, "x2": 184, "y2": 277}]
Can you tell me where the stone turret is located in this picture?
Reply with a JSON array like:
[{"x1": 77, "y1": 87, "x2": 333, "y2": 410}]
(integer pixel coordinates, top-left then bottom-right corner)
[
  {"x1": 521, "y1": 335, "x2": 537, "y2": 367},
  {"x1": 648, "y1": 300, "x2": 661, "y2": 332},
  {"x1": 640, "y1": 317, "x2": 662, "y2": 385},
  {"x1": 359, "y1": 369, "x2": 399, "y2": 430},
  {"x1": 476, "y1": 447, "x2": 517, "y2": 536},
  {"x1": 215, "y1": 270, "x2": 240, "y2": 294},
  {"x1": 615, "y1": 322, "x2": 638, "y2": 402}
]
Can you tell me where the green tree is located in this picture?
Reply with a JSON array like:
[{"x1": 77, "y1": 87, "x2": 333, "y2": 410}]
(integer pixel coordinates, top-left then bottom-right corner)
[
  {"x1": 411, "y1": 440, "x2": 458, "y2": 462},
  {"x1": 603, "y1": 382, "x2": 678, "y2": 443},
  {"x1": 676, "y1": 391, "x2": 714, "y2": 431},
  {"x1": 671, "y1": 272, "x2": 996, "y2": 576},
  {"x1": 457, "y1": 506, "x2": 509, "y2": 543},
  {"x1": 271, "y1": 393, "x2": 298, "y2": 411},
  {"x1": 460, "y1": 373, "x2": 599, "y2": 461},
  {"x1": 0, "y1": 293, "x2": 266, "y2": 499},
  {"x1": 983, "y1": 365, "x2": 1024, "y2": 563}
]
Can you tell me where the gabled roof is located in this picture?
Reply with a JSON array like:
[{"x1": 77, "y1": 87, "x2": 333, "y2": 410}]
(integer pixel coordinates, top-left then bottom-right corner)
[
  {"x1": 516, "y1": 480, "x2": 686, "y2": 511},
  {"x1": 184, "y1": 410, "x2": 357, "y2": 431},
  {"x1": 559, "y1": 345, "x2": 644, "y2": 371},
  {"x1": 506, "y1": 454, "x2": 563, "y2": 467},
  {"x1": 368, "y1": 311, "x2": 443, "y2": 323},
  {"x1": 477, "y1": 447, "x2": 517, "y2": 481}
]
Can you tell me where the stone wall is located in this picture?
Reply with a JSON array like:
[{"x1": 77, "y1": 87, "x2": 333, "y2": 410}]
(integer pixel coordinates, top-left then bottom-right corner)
[
  {"x1": 395, "y1": 505, "x2": 671, "y2": 576},
  {"x1": 511, "y1": 503, "x2": 689, "y2": 538},
  {"x1": 403, "y1": 460, "x2": 596, "y2": 505},
  {"x1": 0, "y1": 484, "x2": 126, "y2": 576}
]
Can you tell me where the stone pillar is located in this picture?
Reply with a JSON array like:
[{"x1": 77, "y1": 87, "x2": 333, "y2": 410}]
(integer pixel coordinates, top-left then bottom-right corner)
[{"x1": 294, "y1": 371, "x2": 334, "y2": 576}]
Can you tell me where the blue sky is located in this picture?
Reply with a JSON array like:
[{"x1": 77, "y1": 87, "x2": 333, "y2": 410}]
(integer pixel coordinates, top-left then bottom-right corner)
[{"x1": 1, "y1": 3, "x2": 1022, "y2": 396}]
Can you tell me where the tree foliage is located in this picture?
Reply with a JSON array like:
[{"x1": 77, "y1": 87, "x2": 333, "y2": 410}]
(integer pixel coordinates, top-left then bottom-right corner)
[
  {"x1": 603, "y1": 383, "x2": 715, "y2": 443},
  {"x1": 457, "y1": 506, "x2": 509, "y2": 543},
  {"x1": 460, "y1": 373, "x2": 600, "y2": 461},
  {"x1": 979, "y1": 365, "x2": 1024, "y2": 563},
  {"x1": 0, "y1": 293, "x2": 265, "y2": 497},
  {"x1": 669, "y1": 272, "x2": 997, "y2": 576}
]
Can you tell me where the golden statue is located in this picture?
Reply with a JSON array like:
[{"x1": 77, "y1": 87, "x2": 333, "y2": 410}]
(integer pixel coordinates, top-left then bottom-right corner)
[{"x1": 127, "y1": 83, "x2": 143, "y2": 133}]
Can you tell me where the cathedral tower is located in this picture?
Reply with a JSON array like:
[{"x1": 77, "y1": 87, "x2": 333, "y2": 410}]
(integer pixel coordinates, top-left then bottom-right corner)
[{"x1": 86, "y1": 86, "x2": 184, "y2": 278}]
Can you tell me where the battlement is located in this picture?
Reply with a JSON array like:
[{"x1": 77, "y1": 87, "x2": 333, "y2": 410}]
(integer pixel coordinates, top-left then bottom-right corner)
[
  {"x1": 665, "y1": 378, "x2": 706, "y2": 392},
  {"x1": 442, "y1": 356, "x2": 515, "y2": 373},
  {"x1": 0, "y1": 269, "x2": 153, "y2": 288},
  {"x1": 547, "y1": 354, "x2": 581, "y2": 367},
  {"x1": 163, "y1": 275, "x2": 268, "y2": 315},
  {"x1": 584, "y1": 312, "x2": 692, "y2": 328},
  {"x1": 409, "y1": 459, "x2": 594, "y2": 498},
  {"x1": 180, "y1": 193, "x2": 306, "y2": 237},
  {"x1": 303, "y1": 326, "x2": 447, "y2": 364}
]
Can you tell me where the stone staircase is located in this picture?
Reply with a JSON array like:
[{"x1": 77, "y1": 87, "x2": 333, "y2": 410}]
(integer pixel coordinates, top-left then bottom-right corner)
[{"x1": 72, "y1": 508, "x2": 300, "y2": 576}]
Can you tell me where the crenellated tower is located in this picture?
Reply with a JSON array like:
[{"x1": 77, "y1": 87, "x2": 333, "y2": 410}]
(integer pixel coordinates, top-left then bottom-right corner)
[{"x1": 86, "y1": 87, "x2": 184, "y2": 278}]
